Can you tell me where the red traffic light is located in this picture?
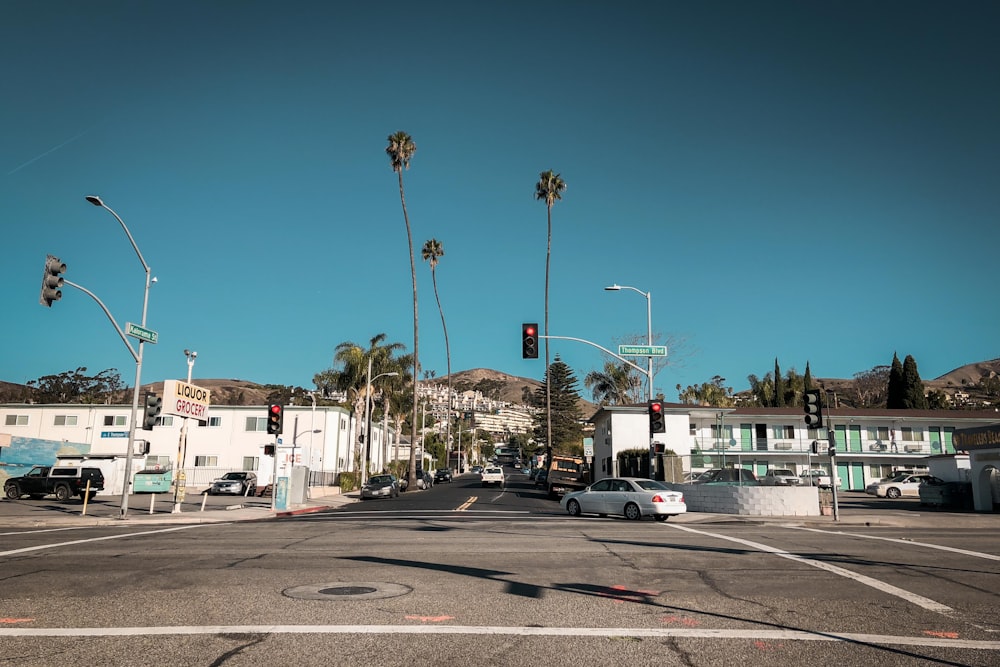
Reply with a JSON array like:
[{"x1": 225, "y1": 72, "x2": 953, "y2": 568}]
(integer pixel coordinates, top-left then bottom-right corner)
[
  {"x1": 525, "y1": 326, "x2": 535, "y2": 336},
  {"x1": 650, "y1": 402, "x2": 662, "y2": 413},
  {"x1": 270, "y1": 405, "x2": 281, "y2": 414}
]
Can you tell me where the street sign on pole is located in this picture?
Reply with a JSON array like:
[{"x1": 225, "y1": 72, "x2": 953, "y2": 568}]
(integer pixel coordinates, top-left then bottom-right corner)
[
  {"x1": 618, "y1": 344, "x2": 666, "y2": 356},
  {"x1": 126, "y1": 322, "x2": 158, "y2": 344}
]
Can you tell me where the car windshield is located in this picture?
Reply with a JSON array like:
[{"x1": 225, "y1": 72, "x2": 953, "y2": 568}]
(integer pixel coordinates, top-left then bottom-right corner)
[
  {"x1": 221, "y1": 473, "x2": 246, "y2": 480},
  {"x1": 486, "y1": 468, "x2": 501, "y2": 474},
  {"x1": 368, "y1": 475, "x2": 392, "y2": 485},
  {"x1": 772, "y1": 470, "x2": 793, "y2": 476},
  {"x1": 634, "y1": 480, "x2": 668, "y2": 491}
]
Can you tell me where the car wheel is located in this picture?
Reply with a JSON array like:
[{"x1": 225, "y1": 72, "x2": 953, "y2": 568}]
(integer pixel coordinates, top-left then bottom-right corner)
[
  {"x1": 654, "y1": 515, "x2": 668, "y2": 522},
  {"x1": 54, "y1": 484, "x2": 73, "y2": 502},
  {"x1": 5, "y1": 484, "x2": 20, "y2": 500},
  {"x1": 886, "y1": 487, "x2": 901, "y2": 499},
  {"x1": 566, "y1": 499, "x2": 582, "y2": 516},
  {"x1": 624, "y1": 502, "x2": 642, "y2": 520}
]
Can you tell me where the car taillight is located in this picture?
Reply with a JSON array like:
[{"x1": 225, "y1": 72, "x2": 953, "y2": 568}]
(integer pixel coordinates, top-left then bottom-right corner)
[{"x1": 652, "y1": 494, "x2": 664, "y2": 503}]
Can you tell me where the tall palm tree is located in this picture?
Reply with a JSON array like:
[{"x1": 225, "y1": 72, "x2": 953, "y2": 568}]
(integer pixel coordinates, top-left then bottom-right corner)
[
  {"x1": 422, "y1": 238, "x2": 452, "y2": 464},
  {"x1": 386, "y1": 131, "x2": 420, "y2": 487},
  {"x1": 534, "y1": 170, "x2": 567, "y2": 464},
  {"x1": 585, "y1": 361, "x2": 641, "y2": 406}
]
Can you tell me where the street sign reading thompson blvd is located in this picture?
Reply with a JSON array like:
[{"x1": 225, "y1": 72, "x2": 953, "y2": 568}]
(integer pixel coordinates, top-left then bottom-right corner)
[
  {"x1": 162, "y1": 379, "x2": 211, "y2": 421},
  {"x1": 618, "y1": 344, "x2": 667, "y2": 356},
  {"x1": 126, "y1": 322, "x2": 158, "y2": 344}
]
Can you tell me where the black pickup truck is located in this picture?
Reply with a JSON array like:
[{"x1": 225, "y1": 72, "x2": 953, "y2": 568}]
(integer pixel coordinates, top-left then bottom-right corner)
[{"x1": 4, "y1": 465, "x2": 105, "y2": 502}]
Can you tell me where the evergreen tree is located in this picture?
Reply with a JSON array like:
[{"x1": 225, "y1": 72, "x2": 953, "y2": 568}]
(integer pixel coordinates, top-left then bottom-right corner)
[
  {"x1": 773, "y1": 358, "x2": 786, "y2": 407},
  {"x1": 886, "y1": 353, "x2": 906, "y2": 408},
  {"x1": 803, "y1": 361, "x2": 813, "y2": 395},
  {"x1": 533, "y1": 355, "x2": 584, "y2": 452},
  {"x1": 902, "y1": 354, "x2": 929, "y2": 409}
]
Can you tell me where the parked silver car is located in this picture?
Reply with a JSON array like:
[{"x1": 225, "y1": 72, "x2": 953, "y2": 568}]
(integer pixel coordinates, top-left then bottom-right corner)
[
  {"x1": 208, "y1": 471, "x2": 258, "y2": 496},
  {"x1": 361, "y1": 474, "x2": 400, "y2": 499}
]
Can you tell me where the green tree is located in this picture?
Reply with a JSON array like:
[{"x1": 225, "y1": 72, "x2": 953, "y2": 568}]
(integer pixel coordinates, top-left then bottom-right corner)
[
  {"x1": 422, "y1": 238, "x2": 452, "y2": 458},
  {"x1": 773, "y1": 359, "x2": 786, "y2": 407},
  {"x1": 533, "y1": 355, "x2": 583, "y2": 453},
  {"x1": 386, "y1": 131, "x2": 421, "y2": 486},
  {"x1": 26, "y1": 367, "x2": 125, "y2": 404},
  {"x1": 853, "y1": 365, "x2": 891, "y2": 408},
  {"x1": 886, "y1": 353, "x2": 906, "y2": 408},
  {"x1": 535, "y1": 170, "x2": 567, "y2": 462},
  {"x1": 902, "y1": 354, "x2": 929, "y2": 409},
  {"x1": 585, "y1": 361, "x2": 641, "y2": 406},
  {"x1": 676, "y1": 375, "x2": 734, "y2": 406},
  {"x1": 803, "y1": 362, "x2": 814, "y2": 394},
  {"x1": 745, "y1": 372, "x2": 774, "y2": 407}
]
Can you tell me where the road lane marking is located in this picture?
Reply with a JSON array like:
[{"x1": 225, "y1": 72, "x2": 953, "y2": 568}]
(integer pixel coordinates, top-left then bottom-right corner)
[
  {"x1": 0, "y1": 524, "x2": 223, "y2": 558},
  {"x1": 663, "y1": 524, "x2": 953, "y2": 613},
  {"x1": 0, "y1": 624, "x2": 997, "y2": 649},
  {"x1": 784, "y1": 526, "x2": 1000, "y2": 561},
  {"x1": 0, "y1": 526, "x2": 104, "y2": 537},
  {"x1": 456, "y1": 497, "x2": 477, "y2": 511}
]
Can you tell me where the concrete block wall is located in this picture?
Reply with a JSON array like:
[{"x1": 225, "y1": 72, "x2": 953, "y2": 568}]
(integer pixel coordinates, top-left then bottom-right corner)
[{"x1": 668, "y1": 483, "x2": 820, "y2": 516}]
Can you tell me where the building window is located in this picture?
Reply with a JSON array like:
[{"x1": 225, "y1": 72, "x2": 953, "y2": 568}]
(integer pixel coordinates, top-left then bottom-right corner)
[
  {"x1": 867, "y1": 426, "x2": 890, "y2": 441},
  {"x1": 689, "y1": 423, "x2": 697, "y2": 436},
  {"x1": 771, "y1": 425, "x2": 795, "y2": 439},
  {"x1": 242, "y1": 456, "x2": 259, "y2": 471},
  {"x1": 194, "y1": 456, "x2": 218, "y2": 467},
  {"x1": 245, "y1": 417, "x2": 267, "y2": 432},
  {"x1": 103, "y1": 415, "x2": 127, "y2": 427},
  {"x1": 144, "y1": 455, "x2": 172, "y2": 469},
  {"x1": 197, "y1": 416, "x2": 222, "y2": 428},
  {"x1": 158, "y1": 415, "x2": 174, "y2": 427},
  {"x1": 5, "y1": 414, "x2": 28, "y2": 426},
  {"x1": 54, "y1": 415, "x2": 79, "y2": 426},
  {"x1": 901, "y1": 427, "x2": 923, "y2": 442}
]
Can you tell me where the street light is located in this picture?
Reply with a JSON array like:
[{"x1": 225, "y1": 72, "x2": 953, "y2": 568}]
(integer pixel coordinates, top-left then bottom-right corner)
[
  {"x1": 361, "y1": 355, "x2": 398, "y2": 486},
  {"x1": 87, "y1": 195, "x2": 152, "y2": 520},
  {"x1": 172, "y1": 349, "x2": 197, "y2": 513}
]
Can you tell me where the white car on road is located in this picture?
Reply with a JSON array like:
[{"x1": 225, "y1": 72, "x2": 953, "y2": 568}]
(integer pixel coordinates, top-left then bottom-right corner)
[
  {"x1": 560, "y1": 478, "x2": 686, "y2": 522},
  {"x1": 760, "y1": 468, "x2": 802, "y2": 486},
  {"x1": 481, "y1": 467, "x2": 505, "y2": 488},
  {"x1": 865, "y1": 473, "x2": 938, "y2": 499}
]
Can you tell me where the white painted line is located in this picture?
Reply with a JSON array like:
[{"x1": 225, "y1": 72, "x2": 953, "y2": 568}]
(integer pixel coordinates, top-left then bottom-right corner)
[
  {"x1": 0, "y1": 524, "x2": 224, "y2": 558},
  {"x1": 0, "y1": 624, "x2": 997, "y2": 649},
  {"x1": 785, "y1": 526, "x2": 1000, "y2": 561},
  {"x1": 0, "y1": 526, "x2": 104, "y2": 537},
  {"x1": 663, "y1": 524, "x2": 953, "y2": 613}
]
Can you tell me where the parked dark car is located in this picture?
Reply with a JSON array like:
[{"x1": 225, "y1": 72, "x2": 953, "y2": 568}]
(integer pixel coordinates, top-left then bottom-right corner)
[
  {"x1": 434, "y1": 468, "x2": 453, "y2": 483},
  {"x1": 691, "y1": 468, "x2": 759, "y2": 485},
  {"x1": 919, "y1": 478, "x2": 973, "y2": 509},
  {"x1": 361, "y1": 474, "x2": 400, "y2": 499}
]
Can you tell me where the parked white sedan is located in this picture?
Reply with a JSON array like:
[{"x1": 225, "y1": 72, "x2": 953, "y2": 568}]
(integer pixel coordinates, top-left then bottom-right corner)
[
  {"x1": 865, "y1": 473, "x2": 939, "y2": 499},
  {"x1": 560, "y1": 477, "x2": 686, "y2": 521}
]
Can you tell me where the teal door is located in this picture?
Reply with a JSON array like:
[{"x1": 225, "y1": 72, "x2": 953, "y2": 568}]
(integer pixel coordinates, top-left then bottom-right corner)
[
  {"x1": 850, "y1": 462, "x2": 864, "y2": 490},
  {"x1": 741, "y1": 424, "x2": 753, "y2": 452},
  {"x1": 849, "y1": 425, "x2": 862, "y2": 452},
  {"x1": 837, "y1": 462, "x2": 850, "y2": 490}
]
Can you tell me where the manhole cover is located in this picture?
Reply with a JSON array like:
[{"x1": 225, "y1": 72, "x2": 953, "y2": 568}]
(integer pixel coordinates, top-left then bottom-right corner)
[{"x1": 283, "y1": 582, "x2": 412, "y2": 601}]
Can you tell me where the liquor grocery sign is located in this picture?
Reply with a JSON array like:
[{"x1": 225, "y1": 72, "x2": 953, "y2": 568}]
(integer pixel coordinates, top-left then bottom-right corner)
[{"x1": 163, "y1": 380, "x2": 211, "y2": 420}]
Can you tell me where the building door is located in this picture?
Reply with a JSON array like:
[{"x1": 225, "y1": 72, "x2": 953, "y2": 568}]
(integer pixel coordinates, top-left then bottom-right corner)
[
  {"x1": 837, "y1": 461, "x2": 850, "y2": 491},
  {"x1": 741, "y1": 424, "x2": 753, "y2": 452},
  {"x1": 850, "y1": 462, "x2": 865, "y2": 491},
  {"x1": 848, "y1": 425, "x2": 862, "y2": 453},
  {"x1": 755, "y1": 424, "x2": 768, "y2": 451},
  {"x1": 929, "y1": 428, "x2": 943, "y2": 455}
]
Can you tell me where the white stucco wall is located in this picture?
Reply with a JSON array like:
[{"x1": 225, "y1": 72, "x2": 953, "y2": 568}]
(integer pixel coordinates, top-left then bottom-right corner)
[{"x1": 668, "y1": 483, "x2": 821, "y2": 516}]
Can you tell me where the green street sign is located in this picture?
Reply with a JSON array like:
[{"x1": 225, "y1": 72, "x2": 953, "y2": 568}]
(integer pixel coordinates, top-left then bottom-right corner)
[
  {"x1": 126, "y1": 322, "x2": 158, "y2": 344},
  {"x1": 618, "y1": 344, "x2": 666, "y2": 356}
]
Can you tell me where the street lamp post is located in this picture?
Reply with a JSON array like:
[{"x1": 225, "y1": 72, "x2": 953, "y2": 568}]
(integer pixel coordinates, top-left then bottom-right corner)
[
  {"x1": 172, "y1": 350, "x2": 196, "y2": 513},
  {"x1": 605, "y1": 283, "x2": 655, "y2": 474},
  {"x1": 86, "y1": 196, "x2": 152, "y2": 520},
  {"x1": 361, "y1": 355, "x2": 398, "y2": 486}
]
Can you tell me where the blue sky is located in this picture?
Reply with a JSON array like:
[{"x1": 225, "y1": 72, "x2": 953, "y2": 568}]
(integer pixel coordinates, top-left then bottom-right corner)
[{"x1": 3, "y1": 1, "x2": 997, "y2": 399}]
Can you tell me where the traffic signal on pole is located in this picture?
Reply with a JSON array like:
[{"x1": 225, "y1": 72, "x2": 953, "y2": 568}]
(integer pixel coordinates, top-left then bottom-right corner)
[
  {"x1": 648, "y1": 401, "x2": 665, "y2": 434},
  {"x1": 267, "y1": 403, "x2": 283, "y2": 435},
  {"x1": 39, "y1": 254, "x2": 66, "y2": 307},
  {"x1": 521, "y1": 323, "x2": 538, "y2": 359},
  {"x1": 142, "y1": 393, "x2": 162, "y2": 431},
  {"x1": 811, "y1": 440, "x2": 820, "y2": 455},
  {"x1": 804, "y1": 389, "x2": 823, "y2": 429},
  {"x1": 264, "y1": 444, "x2": 275, "y2": 456}
]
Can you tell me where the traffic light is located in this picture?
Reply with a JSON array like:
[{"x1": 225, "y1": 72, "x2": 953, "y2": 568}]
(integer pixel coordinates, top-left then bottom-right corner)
[
  {"x1": 828, "y1": 443, "x2": 837, "y2": 457},
  {"x1": 39, "y1": 254, "x2": 66, "y2": 307},
  {"x1": 264, "y1": 444, "x2": 275, "y2": 456},
  {"x1": 811, "y1": 440, "x2": 820, "y2": 455},
  {"x1": 521, "y1": 323, "x2": 538, "y2": 359},
  {"x1": 142, "y1": 393, "x2": 162, "y2": 431},
  {"x1": 266, "y1": 403, "x2": 283, "y2": 435},
  {"x1": 648, "y1": 401, "x2": 665, "y2": 434},
  {"x1": 804, "y1": 389, "x2": 823, "y2": 429}
]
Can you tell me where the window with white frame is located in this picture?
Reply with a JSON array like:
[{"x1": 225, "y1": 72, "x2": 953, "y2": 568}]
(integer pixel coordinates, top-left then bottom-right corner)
[
  {"x1": 242, "y1": 456, "x2": 259, "y2": 471},
  {"x1": 194, "y1": 456, "x2": 218, "y2": 466},
  {"x1": 53, "y1": 415, "x2": 79, "y2": 426},
  {"x1": 5, "y1": 414, "x2": 28, "y2": 426},
  {"x1": 867, "y1": 426, "x2": 890, "y2": 441},
  {"x1": 157, "y1": 415, "x2": 174, "y2": 427},
  {"x1": 144, "y1": 455, "x2": 172, "y2": 469},
  {"x1": 689, "y1": 423, "x2": 697, "y2": 436},
  {"x1": 245, "y1": 416, "x2": 267, "y2": 432},
  {"x1": 901, "y1": 427, "x2": 923, "y2": 441},
  {"x1": 197, "y1": 416, "x2": 222, "y2": 427},
  {"x1": 103, "y1": 415, "x2": 127, "y2": 427},
  {"x1": 772, "y1": 425, "x2": 795, "y2": 439}
]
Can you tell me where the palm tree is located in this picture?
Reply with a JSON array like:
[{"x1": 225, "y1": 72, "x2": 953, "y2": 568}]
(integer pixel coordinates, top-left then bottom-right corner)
[
  {"x1": 584, "y1": 361, "x2": 641, "y2": 406},
  {"x1": 535, "y1": 170, "x2": 567, "y2": 464},
  {"x1": 386, "y1": 131, "x2": 420, "y2": 487},
  {"x1": 422, "y1": 238, "x2": 452, "y2": 464}
]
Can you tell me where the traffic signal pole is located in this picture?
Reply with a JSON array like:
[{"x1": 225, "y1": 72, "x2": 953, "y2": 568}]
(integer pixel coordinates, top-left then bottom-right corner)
[{"x1": 824, "y1": 394, "x2": 840, "y2": 522}]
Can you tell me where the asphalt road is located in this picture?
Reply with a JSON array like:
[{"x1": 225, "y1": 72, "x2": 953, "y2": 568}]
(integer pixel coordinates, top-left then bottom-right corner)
[{"x1": 2, "y1": 470, "x2": 999, "y2": 666}]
